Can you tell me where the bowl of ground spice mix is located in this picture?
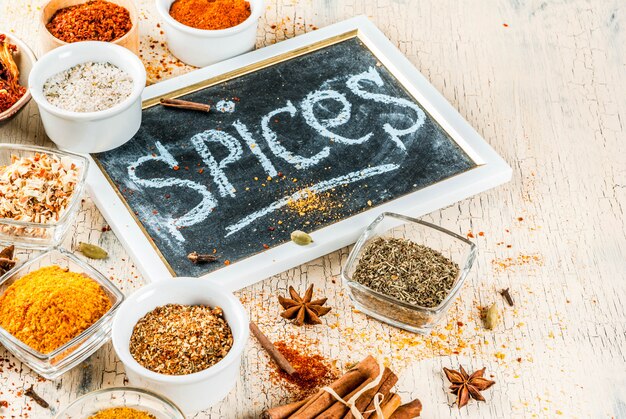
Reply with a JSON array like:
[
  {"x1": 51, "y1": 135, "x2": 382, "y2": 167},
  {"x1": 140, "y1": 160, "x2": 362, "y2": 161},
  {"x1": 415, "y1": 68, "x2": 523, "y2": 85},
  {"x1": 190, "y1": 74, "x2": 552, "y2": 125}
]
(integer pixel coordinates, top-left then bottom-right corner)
[
  {"x1": 41, "y1": 0, "x2": 139, "y2": 54},
  {"x1": 0, "y1": 248, "x2": 124, "y2": 379},
  {"x1": 112, "y1": 278, "x2": 249, "y2": 414},
  {"x1": 342, "y1": 212, "x2": 477, "y2": 334},
  {"x1": 55, "y1": 387, "x2": 184, "y2": 419},
  {"x1": 155, "y1": 0, "x2": 265, "y2": 67}
]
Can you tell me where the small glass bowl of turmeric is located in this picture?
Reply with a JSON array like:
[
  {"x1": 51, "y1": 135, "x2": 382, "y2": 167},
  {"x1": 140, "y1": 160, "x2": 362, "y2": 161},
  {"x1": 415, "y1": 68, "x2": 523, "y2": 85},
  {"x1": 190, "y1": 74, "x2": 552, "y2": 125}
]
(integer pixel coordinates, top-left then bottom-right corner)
[
  {"x1": 55, "y1": 387, "x2": 184, "y2": 419},
  {"x1": 0, "y1": 248, "x2": 124, "y2": 379}
]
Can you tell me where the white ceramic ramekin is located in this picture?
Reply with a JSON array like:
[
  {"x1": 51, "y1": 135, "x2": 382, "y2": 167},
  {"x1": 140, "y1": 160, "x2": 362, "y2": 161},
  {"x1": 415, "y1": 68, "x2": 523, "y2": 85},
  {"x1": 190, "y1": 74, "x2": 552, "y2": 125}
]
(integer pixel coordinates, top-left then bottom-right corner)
[
  {"x1": 155, "y1": 0, "x2": 265, "y2": 67},
  {"x1": 28, "y1": 41, "x2": 146, "y2": 153},
  {"x1": 111, "y1": 278, "x2": 249, "y2": 414}
]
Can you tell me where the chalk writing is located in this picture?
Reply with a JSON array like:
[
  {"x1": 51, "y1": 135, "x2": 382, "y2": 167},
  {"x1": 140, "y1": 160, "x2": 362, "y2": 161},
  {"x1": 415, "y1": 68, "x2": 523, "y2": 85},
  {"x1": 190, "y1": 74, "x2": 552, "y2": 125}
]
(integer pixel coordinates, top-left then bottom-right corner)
[
  {"x1": 346, "y1": 67, "x2": 426, "y2": 151},
  {"x1": 191, "y1": 130, "x2": 243, "y2": 197},
  {"x1": 128, "y1": 141, "x2": 217, "y2": 242},
  {"x1": 216, "y1": 99, "x2": 236, "y2": 113},
  {"x1": 301, "y1": 89, "x2": 373, "y2": 145},
  {"x1": 261, "y1": 101, "x2": 331, "y2": 169}
]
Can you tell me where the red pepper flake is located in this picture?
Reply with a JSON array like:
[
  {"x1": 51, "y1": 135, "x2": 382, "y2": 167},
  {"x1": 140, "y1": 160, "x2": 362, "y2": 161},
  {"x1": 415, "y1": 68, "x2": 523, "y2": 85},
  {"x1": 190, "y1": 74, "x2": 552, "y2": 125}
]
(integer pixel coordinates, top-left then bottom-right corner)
[
  {"x1": 46, "y1": 0, "x2": 133, "y2": 43},
  {"x1": 224, "y1": 260, "x2": 230, "y2": 265},
  {"x1": 457, "y1": 321, "x2": 464, "y2": 327},
  {"x1": 503, "y1": 23, "x2": 509, "y2": 27},
  {"x1": 268, "y1": 226, "x2": 275, "y2": 231},
  {"x1": 173, "y1": 165, "x2": 180, "y2": 171},
  {"x1": 467, "y1": 231, "x2": 475, "y2": 239},
  {"x1": 0, "y1": 400, "x2": 7, "y2": 408},
  {"x1": 165, "y1": 194, "x2": 171, "y2": 199},
  {"x1": 478, "y1": 231, "x2": 484, "y2": 237},
  {"x1": 263, "y1": 244, "x2": 269, "y2": 249},
  {"x1": 152, "y1": 210, "x2": 158, "y2": 214},
  {"x1": 517, "y1": 357, "x2": 522, "y2": 362},
  {"x1": 198, "y1": 169, "x2": 204, "y2": 174},
  {"x1": 517, "y1": 217, "x2": 524, "y2": 221}
]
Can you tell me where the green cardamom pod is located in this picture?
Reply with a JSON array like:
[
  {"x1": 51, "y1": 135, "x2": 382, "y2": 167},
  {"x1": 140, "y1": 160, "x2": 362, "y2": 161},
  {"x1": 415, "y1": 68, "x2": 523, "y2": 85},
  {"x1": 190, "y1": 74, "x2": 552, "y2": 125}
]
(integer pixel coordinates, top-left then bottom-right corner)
[
  {"x1": 484, "y1": 303, "x2": 499, "y2": 330},
  {"x1": 78, "y1": 242, "x2": 108, "y2": 259},
  {"x1": 291, "y1": 230, "x2": 313, "y2": 246}
]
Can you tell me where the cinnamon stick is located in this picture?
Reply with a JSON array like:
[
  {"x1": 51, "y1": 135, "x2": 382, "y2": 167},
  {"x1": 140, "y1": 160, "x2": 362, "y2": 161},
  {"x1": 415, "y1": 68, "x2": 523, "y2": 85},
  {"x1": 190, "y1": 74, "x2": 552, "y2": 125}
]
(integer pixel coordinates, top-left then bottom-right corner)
[
  {"x1": 344, "y1": 368, "x2": 397, "y2": 419},
  {"x1": 362, "y1": 372, "x2": 398, "y2": 419},
  {"x1": 389, "y1": 399, "x2": 422, "y2": 419},
  {"x1": 373, "y1": 393, "x2": 402, "y2": 419},
  {"x1": 160, "y1": 98, "x2": 211, "y2": 112},
  {"x1": 290, "y1": 356, "x2": 379, "y2": 418},
  {"x1": 316, "y1": 377, "x2": 374, "y2": 419},
  {"x1": 249, "y1": 322, "x2": 296, "y2": 376},
  {"x1": 264, "y1": 397, "x2": 311, "y2": 419}
]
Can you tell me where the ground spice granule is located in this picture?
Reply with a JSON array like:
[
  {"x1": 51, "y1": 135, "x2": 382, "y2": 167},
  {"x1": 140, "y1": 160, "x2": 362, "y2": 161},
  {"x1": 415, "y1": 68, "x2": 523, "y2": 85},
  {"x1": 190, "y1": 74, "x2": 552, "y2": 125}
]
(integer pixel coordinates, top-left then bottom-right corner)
[
  {"x1": 129, "y1": 304, "x2": 233, "y2": 375},
  {"x1": 271, "y1": 340, "x2": 339, "y2": 399},
  {"x1": 169, "y1": 0, "x2": 251, "y2": 30},
  {"x1": 88, "y1": 407, "x2": 156, "y2": 419},
  {"x1": 0, "y1": 265, "x2": 111, "y2": 354},
  {"x1": 46, "y1": 0, "x2": 132, "y2": 43}
]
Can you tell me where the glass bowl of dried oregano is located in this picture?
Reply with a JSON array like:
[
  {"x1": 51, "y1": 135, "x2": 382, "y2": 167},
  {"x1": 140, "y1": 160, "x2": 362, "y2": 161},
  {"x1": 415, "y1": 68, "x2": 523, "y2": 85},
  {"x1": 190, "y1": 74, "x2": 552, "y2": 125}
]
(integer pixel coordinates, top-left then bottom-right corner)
[{"x1": 342, "y1": 212, "x2": 476, "y2": 334}]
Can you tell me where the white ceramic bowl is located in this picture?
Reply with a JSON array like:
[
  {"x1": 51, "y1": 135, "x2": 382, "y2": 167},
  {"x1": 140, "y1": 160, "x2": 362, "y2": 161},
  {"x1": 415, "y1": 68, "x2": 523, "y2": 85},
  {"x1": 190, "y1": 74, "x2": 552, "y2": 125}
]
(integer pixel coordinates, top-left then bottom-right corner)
[
  {"x1": 112, "y1": 278, "x2": 249, "y2": 414},
  {"x1": 155, "y1": 0, "x2": 265, "y2": 67},
  {"x1": 28, "y1": 41, "x2": 146, "y2": 153}
]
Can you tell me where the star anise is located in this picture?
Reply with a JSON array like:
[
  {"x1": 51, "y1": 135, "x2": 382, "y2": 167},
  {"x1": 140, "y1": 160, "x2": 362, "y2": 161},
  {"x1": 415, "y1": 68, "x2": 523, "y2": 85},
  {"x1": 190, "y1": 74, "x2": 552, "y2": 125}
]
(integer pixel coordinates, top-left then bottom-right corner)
[
  {"x1": 278, "y1": 284, "x2": 331, "y2": 326},
  {"x1": 443, "y1": 366, "x2": 495, "y2": 408}
]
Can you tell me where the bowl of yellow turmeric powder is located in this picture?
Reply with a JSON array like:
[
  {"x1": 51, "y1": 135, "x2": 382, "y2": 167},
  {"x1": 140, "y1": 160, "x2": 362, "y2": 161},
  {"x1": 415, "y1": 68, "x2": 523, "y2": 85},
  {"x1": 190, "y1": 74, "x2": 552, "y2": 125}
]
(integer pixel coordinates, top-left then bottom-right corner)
[
  {"x1": 55, "y1": 387, "x2": 184, "y2": 419},
  {"x1": 0, "y1": 248, "x2": 124, "y2": 379}
]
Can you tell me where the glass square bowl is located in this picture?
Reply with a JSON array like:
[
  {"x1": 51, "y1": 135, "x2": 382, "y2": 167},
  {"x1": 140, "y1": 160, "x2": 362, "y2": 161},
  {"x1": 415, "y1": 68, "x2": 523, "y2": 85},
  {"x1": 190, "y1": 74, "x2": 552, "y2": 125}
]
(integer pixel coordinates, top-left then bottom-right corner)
[
  {"x1": 342, "y1": 212, "x2": 476, "y2": 334},
  {"x1": 0, "y1": 144, "x2": 89, "y2": 249},
  {"x1": 0, "y1": 248, "x2": 124, "y2": 379}
]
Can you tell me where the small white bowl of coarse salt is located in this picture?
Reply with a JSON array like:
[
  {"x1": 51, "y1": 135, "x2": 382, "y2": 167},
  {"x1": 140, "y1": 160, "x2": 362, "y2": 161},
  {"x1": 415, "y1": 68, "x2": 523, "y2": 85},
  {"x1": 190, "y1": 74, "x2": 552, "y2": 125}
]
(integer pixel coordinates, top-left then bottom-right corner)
[{"x1": 29, "y1": 41, "x2": 146, "y2": 153}]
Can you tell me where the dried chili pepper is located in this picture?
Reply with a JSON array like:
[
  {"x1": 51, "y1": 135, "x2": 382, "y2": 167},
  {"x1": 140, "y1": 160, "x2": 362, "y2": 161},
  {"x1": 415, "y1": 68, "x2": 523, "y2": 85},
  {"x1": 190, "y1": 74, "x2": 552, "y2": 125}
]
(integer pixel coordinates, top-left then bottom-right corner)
[{"x1": 0, "y1": 34, "x2": 26, "y2": 113}]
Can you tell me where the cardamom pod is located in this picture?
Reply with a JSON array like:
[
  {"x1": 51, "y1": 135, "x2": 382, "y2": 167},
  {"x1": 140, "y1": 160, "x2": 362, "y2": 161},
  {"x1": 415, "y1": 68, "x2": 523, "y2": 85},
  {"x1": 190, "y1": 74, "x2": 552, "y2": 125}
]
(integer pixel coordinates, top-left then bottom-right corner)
[
  {"x1": 291, "y1": 230, "x2": 313, "y2": 246},
  {"x1": 78, "y1": 242, "x2": 108, "y2": 259},
  {"x1": 484, "y1": 303, "x2": 499, "y2": 330}
]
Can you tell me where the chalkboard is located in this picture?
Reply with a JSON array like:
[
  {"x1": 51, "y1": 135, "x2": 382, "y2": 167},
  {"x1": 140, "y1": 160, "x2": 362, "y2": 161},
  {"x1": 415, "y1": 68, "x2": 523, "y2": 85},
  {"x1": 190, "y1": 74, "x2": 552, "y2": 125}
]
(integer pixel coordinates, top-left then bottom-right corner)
[{"x1": 94, "y1": 36, "x2": 477, "y2": 278}]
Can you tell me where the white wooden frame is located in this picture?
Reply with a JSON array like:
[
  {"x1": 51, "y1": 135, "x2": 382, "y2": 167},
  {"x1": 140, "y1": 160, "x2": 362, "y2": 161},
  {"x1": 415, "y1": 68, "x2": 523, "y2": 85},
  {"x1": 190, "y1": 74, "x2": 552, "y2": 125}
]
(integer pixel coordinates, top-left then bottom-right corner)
[{"x1": 86, "y1": 16, "x2": 512, "y2": 291}]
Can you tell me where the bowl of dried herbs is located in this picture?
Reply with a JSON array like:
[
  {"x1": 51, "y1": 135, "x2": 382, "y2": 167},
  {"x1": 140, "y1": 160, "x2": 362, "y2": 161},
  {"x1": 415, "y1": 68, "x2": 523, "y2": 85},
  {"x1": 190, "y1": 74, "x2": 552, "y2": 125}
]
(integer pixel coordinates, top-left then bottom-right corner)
[{"x1": 342, "y1": 212, "x2": 476, "y2": 334}]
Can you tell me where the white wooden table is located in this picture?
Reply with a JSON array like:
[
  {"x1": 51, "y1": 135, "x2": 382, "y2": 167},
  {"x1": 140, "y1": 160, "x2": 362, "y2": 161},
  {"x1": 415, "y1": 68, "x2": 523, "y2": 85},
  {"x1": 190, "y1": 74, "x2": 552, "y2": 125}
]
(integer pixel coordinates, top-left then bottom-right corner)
[{"x1": 1, "y1": 1, "x2": 625, "y2": 417}]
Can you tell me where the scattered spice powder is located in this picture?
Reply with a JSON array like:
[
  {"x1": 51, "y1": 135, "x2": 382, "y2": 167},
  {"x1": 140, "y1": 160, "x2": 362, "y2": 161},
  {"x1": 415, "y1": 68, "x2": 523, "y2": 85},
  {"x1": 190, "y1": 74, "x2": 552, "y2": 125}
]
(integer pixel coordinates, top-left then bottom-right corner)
[
  {"x1": 130, "y1": 304, "x2": 233, "y2": 375},
  {"x1": 88, "y1": 407, "x2": 156, "y2": 419},
  {"x1": 46, "y1": 0, "x2": 133, "y2": 43},
  {"x1": 0, "y1": 34, "x2": 26, "y2": 113},
  {"x1": 169, "y1": 0, "x2": 251, "y2": 30},
  {"x1": 0, "y1": 265, "x2": 111, "y2": 354},
  {"x1": 271, "y1": 340, "x2": 339, "y2": 399}
]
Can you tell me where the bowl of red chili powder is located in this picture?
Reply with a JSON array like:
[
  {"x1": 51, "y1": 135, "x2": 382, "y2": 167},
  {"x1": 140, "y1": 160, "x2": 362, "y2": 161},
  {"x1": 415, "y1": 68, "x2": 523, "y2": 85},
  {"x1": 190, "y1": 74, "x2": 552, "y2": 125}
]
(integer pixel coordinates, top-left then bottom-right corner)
[
  {"x1": 41, "y1": 0, "x2": 139, "y2": 54},
  {"x1": 155, "y1": 0, "x2": 265, "y2": 67}
]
